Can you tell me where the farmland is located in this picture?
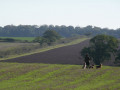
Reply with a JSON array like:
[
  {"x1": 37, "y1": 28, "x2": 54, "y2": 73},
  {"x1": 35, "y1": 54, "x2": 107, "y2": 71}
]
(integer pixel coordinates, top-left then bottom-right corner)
[
  {"x1": 1, "y1": 39, "x2": 89, "y2": 65},
  {"x1": 0, "y1": 37, "x2": 35, "y2": 42},
  {"x1": 0, "y1": 37, "x2": 88, "y2": 60},
  {"x1": 0, "y1": 63, "x2": 120, "y2": 90},
  {"x1": 0, "y1": 37, "x2": 119, "y2": 90}
]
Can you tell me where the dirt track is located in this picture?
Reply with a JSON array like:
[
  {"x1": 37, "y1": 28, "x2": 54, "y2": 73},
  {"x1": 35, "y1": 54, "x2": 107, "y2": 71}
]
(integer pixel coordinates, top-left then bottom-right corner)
[{"x1": 1, "y1": 40, "x2": 89, "y2": 65}]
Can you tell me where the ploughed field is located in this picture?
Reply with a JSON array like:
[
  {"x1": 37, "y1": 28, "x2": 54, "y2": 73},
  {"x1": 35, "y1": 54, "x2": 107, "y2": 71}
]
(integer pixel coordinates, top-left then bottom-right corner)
[
  {"x1": 0, "y1": 63, "x2": 120, "y2": 90},
  {"x1": 1, "y1": 40, "x2": 89, "y2": 64},
  {"x1": 0, "y1": 39, "x2": 114, "y2": 65}
]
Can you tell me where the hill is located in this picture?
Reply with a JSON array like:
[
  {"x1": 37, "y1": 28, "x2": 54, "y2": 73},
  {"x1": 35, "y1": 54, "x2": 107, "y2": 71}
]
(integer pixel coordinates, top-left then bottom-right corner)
[{"x1": 0, "y1": 63, "x2": 120, "y2": 90}]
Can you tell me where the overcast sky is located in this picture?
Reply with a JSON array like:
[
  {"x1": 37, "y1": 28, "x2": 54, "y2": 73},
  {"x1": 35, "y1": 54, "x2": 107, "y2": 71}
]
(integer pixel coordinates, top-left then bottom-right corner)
[{"x1": 0, "y1": 0, "x2": 120, "y2": 29}]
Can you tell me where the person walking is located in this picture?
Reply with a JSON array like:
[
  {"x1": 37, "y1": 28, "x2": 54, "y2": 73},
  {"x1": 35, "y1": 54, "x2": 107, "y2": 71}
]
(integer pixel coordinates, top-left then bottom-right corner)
[{"x1": 84, "y1": 54, "x2": 91, "y2": 68}]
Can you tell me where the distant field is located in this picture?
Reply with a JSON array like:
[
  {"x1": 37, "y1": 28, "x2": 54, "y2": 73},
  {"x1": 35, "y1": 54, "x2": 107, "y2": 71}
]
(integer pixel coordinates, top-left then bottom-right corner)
[
  {"x1": 0, "y1": 42, "x2": 40, "y2": 59},
  {"x1": 0, "y1": 42, "x2": 38, "y2": 50},
  {"x1": 0, "y1": 63, "x2": 119, "y2": 90},
  {"x1": 0, "y1": 37, "x2": 35, "y2": 42}
]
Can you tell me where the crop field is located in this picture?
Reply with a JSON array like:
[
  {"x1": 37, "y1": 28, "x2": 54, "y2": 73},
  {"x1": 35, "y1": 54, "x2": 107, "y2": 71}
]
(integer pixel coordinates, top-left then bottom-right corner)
[
  {"x1": 0, "y1": 63, "x2": 120, "y2": 90},
  {"x1": 0, "y1": 37, "x2": 35, "y2": 42}
]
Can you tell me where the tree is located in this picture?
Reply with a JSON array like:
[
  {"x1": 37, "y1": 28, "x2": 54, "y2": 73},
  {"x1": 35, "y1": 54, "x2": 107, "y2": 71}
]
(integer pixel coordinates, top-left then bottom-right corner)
[
  {"x1": 33, "y1": 37, "x2": 49, "y2": 45},
  {"x1": 43, "y1": 30, "x2": 61, "y2": 42},
  {"x1": 33, "y1": 37, "x2": 41, "y2": 42},
  {"x1": 39, "y1": 37, "x2": 49, "y2": 45},
  {"x1": 81, "y1": 35, "x2": 119, "y2": 65},
  {"x1": 33, "y1": 30, "x2": 61, "y2": 45},
  {"x1": 115, "y1": 50, "x2": 120, "y2": 62}
]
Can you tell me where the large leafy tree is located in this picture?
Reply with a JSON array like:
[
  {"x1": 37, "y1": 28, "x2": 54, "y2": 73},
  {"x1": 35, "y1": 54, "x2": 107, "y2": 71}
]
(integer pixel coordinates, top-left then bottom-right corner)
[
  {"x1": 33, "y1": 30, "x2": 61, "y2": 45},
  {"x1": 81, "y1": 35, "x2": 119, "y2": 65},
  {"x1": 43, "y1": 30, "x2": 61, "y2": 42},
  {"x1": 115, "y1": 50, "x2": 120, "y2": 59},
  {"x1": 115, "y1": 49, "x2": 120, "y2": 64}
]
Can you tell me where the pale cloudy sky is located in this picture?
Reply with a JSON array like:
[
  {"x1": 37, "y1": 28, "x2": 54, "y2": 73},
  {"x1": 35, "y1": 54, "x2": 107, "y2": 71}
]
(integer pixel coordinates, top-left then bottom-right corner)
[{"x1": 0, "y1": 0, "x2": 120, "y2": 29}]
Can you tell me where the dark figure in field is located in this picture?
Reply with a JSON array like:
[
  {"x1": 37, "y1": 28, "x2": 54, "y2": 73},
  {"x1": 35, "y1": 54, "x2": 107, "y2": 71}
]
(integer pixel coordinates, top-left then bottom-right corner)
[{"x1": 84, "y1": 54, "x2": 91, "y2": 68}]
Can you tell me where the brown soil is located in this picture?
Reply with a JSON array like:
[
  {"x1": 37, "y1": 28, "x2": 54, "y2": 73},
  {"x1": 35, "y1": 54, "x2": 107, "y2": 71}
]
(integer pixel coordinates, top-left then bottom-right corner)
[{"x1": 0, "y1": 40, "x2": 89, "y2": 65}]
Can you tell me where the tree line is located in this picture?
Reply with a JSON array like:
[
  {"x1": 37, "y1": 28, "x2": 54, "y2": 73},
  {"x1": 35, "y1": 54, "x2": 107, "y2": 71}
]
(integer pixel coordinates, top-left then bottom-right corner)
[{"x1": 0, "y1": 25, "x2": 120, "y2": 38}]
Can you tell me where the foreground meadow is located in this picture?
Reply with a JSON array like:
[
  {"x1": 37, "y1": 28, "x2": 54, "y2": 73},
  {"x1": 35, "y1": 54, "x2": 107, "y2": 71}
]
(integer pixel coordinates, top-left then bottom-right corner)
[{"x1": 0, "y1": 63, "x2": 120, "y2": 90}]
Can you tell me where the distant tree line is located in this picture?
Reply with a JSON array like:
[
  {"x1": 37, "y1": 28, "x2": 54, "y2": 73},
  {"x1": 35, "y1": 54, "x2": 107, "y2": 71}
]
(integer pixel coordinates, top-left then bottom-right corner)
[{"x1": 0, "y1": 25, "x2": 120, "y2": 38}]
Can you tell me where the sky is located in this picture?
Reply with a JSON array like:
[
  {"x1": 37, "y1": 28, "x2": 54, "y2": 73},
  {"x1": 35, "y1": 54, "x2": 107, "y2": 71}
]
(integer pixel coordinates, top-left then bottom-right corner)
[{"x1": 0, "y1": 0, "x2": 120, "y2": 29}]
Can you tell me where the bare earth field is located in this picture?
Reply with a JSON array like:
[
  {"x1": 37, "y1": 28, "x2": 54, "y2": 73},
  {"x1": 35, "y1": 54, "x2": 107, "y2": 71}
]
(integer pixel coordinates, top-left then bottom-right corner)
[{"x1": 1, "y1": 40, "x2": 89, "y2": 65}]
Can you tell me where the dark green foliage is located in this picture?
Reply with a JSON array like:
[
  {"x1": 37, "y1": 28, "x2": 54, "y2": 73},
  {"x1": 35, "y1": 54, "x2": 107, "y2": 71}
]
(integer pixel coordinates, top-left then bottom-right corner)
[
  {"x1": 0, "y1": 37, "x2": 34, "y2": 42},
  {"x1": 115, "y1": 49, "x2": 120, "y2": 64},
  {"x1": 0, "y1": 25, "x2": 120, "y2": 38},
  {"x1": 115, "y1": 50, "x2": 120, "y2": 60},
  {"x1": 43, "y1": 30, "x2": 61, "y2": 41},
  {"x1": 0, "y1": 38, "x2": 15, "y2": 42},
  {"x1": 39, "y1": 37, "x2": 49, "y2": 45},
  {"x1": 81, "y1": 47, "x2": 92, "y2": 57},
  {"x1": 33, "y1": 37, "x2": 41, "y2": 42},
  {"x1": 33, "y1": 30, "x2": 61, "y2": 45},
  {"x1": 81, "y1": 35, "x2": 119, "y2": 65}
]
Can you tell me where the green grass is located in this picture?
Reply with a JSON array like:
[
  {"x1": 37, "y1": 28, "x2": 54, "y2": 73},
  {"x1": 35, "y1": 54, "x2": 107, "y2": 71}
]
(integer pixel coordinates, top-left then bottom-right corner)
[
  {"x1": 0, "y1": 37, "x2": 35, "y2": 42},
  {"x1": 0, "y1": 63, "x2": 120, "y2": 90}
]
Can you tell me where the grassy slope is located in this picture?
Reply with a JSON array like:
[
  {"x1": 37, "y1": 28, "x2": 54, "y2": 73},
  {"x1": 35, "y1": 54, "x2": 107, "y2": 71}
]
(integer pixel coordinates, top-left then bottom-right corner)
[{"x1": 0, "y1": 63, "x2": 120, "y2": 90}]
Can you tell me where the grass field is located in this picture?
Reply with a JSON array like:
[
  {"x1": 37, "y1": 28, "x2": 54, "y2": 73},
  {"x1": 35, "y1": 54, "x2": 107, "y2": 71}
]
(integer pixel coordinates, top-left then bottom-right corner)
[
  {"x1": 0, "y1": 63, "x2": 120, "y2": 90},
  {"x1": 0, "y1": 37, "x2": 35, "y2": 42}
]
